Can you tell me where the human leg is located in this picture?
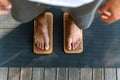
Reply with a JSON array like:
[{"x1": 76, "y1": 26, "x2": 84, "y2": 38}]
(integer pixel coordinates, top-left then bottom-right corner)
[
  {"x1": 66, "y1": 0, "x2": 103, "y2": 29},
  {"x1": 63, "y1": 12, "x2": 83, "y2": 52},
  {"x1": 10, "y1": 0, "x2": 49, "y2": 23},
  {"x1": 62, "y1": 0, "x2": 103, "y2": 51},
  {"x1": 10, "y1": 0, "x2": 52, "y2": 51}
]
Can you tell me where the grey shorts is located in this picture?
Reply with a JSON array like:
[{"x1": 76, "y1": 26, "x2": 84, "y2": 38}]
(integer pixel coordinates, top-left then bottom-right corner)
[{"x1": 10, "y1": 0, "x2": 103, "y2": 29}]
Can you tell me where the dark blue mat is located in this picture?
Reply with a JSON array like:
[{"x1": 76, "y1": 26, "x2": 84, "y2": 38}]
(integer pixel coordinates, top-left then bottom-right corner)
[{"x1": 0, "y1": 8, "x2": 120, "y2": 67}]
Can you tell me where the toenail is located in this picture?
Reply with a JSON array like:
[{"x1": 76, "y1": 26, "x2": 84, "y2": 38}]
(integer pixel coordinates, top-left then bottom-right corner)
[
  {"x1": 73, "y1": 47, "x2": 75, "y2": 50},
  {"x1": 68, "y1": 47, "x2": 71, "y2": 50},
  {"x1": 45, "y1": 47, "x2": 49, "y2": 50}
]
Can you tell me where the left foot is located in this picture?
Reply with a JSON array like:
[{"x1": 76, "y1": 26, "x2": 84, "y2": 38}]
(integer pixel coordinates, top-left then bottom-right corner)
[
  {"x1": 65, "y1": 14, "x2": 82, "y2": 50},
  {"x1": 34, "y1": 12, "x2": 49, "y2": 50}
]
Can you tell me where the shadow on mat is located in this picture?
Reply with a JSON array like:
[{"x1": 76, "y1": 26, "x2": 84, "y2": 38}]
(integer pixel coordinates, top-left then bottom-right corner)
[{"x1": 0, "y1": 9, "x2": 120, "y2": 67}]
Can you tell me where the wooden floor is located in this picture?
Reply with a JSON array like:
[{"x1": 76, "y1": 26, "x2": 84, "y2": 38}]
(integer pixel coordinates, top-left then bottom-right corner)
[
  {"x1": 0, "y1": 12, "x2": 120, "y2": 80},
  {"x1": 0, "y1": 68, "x2": 120, "y2": 80}
]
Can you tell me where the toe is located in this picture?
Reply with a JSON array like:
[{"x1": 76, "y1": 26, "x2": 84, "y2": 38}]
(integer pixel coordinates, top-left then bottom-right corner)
[
  {"x1": 74, "y1": 41, "x2": 78, "y2": 49},
  {"x1": 72, "y1": 39, "x2": 77, "y2": 50},
  {"x1": 71, "y1": 42, "x2": 75, "y2": 50},
  {"x1": 37, "y1": 44, "x2": 39, "y2": 48},
  {"x1": 34, "y1": 36, "x2": 38, "y2": 44},
  {"x1": 77, "y1": 39, "x2": 81, "y2": 46},
  {"x1": 35, "y1": 40, "x2": 39, "y2": 48},
  {"x1": 75, "y1": 39, "x2": 80, "y2": 48},
  {"x1": 37, "y1": 43, "x2": 40, "y2": 49},
  {"x1": 41, "y1": 43, "x2": 44, "y2": 50},
  {"x1": 73, "y1": 38, "x2": 81, "y2": 50},
  {"x1": 38, "y1": 43, "x2": 42, "y2": 49},
  {"x1": 67, "y1": 43, "x2": 72, "y2": 50},
  {"x1": 76, "y1": 41, "x2": 80, "y2": 48},
  {"x1": 45, "y1": 43, "x2": 49, "y2": 50},
  {"x1": 78, "y1": 38, "x2": 81, "y2": 45},
  {"x1": 67, "y1": 39, "x2": 72, "y2": 50}
]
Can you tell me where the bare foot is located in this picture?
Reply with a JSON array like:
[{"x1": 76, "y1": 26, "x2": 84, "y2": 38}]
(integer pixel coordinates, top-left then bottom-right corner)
[
  {"x1": 66, "y1": 15, "x2": 82, "y2": 50},
  {"x1": 34, "y1": 12, "x2": 49, "y2": 50},
  {"x1": 0, "y1": 0, "x2": 12, "y2": 15}
]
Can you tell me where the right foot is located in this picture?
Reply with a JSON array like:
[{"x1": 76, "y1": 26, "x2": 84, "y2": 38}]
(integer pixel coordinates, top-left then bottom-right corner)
[
  {"x1": 65, "y1": 14, "x2": 82, "y2": 50},
  {"x1": 0, "y1": 0, "x2": 12, "y2": 15},
  {"x1": 34, "y1": 12, "x2": 49, "y2": 50}
]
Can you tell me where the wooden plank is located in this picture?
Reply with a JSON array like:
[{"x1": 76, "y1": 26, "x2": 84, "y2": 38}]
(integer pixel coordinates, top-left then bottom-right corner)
[
  {"x1": 93, "y1": 68, "x2": 104, "y2": 80},
  {"x1": 8, "y1": 68, "x2": 20, "y2": 80},
  {"x1": 0, "y1": 13, "x2": 20, "y2": 28},
  {"x1": 81, "y1": 68, "x2": 92, "y2": 80},
  {"x1": 32, "y1": 68, "x2": 44, "y2": 80},
  {"x1": 68, "y1": 68, "x2": 80, "y2": 80},
  {"x1": 44, "y1": 68, "x2": 56, "y2": 80},
  {"x1": 57, "y1": 68, "x2": 66, "y2": 80},
  {"x1": 0, "y1": 68, "x2": 8, "y2": 80},
  {"x1": 20, "y1": 68, "x2": 32, "y2": 80},
  {"x1": 117, "y1": 68, "x2": 120, "y2": 80},
  {"x1": 105, "y1": 68, "x2": 116, "y2": 80},
  {"x1": 66, "y1": 68, "x2": 69, "y2": 80}
]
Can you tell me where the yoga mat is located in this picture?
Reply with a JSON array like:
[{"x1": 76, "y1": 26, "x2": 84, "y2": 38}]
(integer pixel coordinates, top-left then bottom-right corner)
[{"x1": 0, "y1": 8, "x2": 120, "y2": 67}]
